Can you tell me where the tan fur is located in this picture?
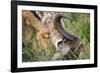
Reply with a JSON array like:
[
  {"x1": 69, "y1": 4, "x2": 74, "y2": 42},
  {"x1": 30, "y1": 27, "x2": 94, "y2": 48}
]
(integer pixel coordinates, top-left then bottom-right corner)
[{"x1": 22, "y1": 10, "x2": 49, "y2": 48}]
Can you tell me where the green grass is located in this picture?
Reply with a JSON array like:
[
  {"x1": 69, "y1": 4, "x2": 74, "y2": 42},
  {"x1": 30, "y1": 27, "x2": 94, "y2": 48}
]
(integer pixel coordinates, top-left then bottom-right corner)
[
  {"x1": 22, "y1": 12, "x2": 90, "y2": 62},
  {"x1": 63, "y1": 13, "x2": 90, "y2": 59}
]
